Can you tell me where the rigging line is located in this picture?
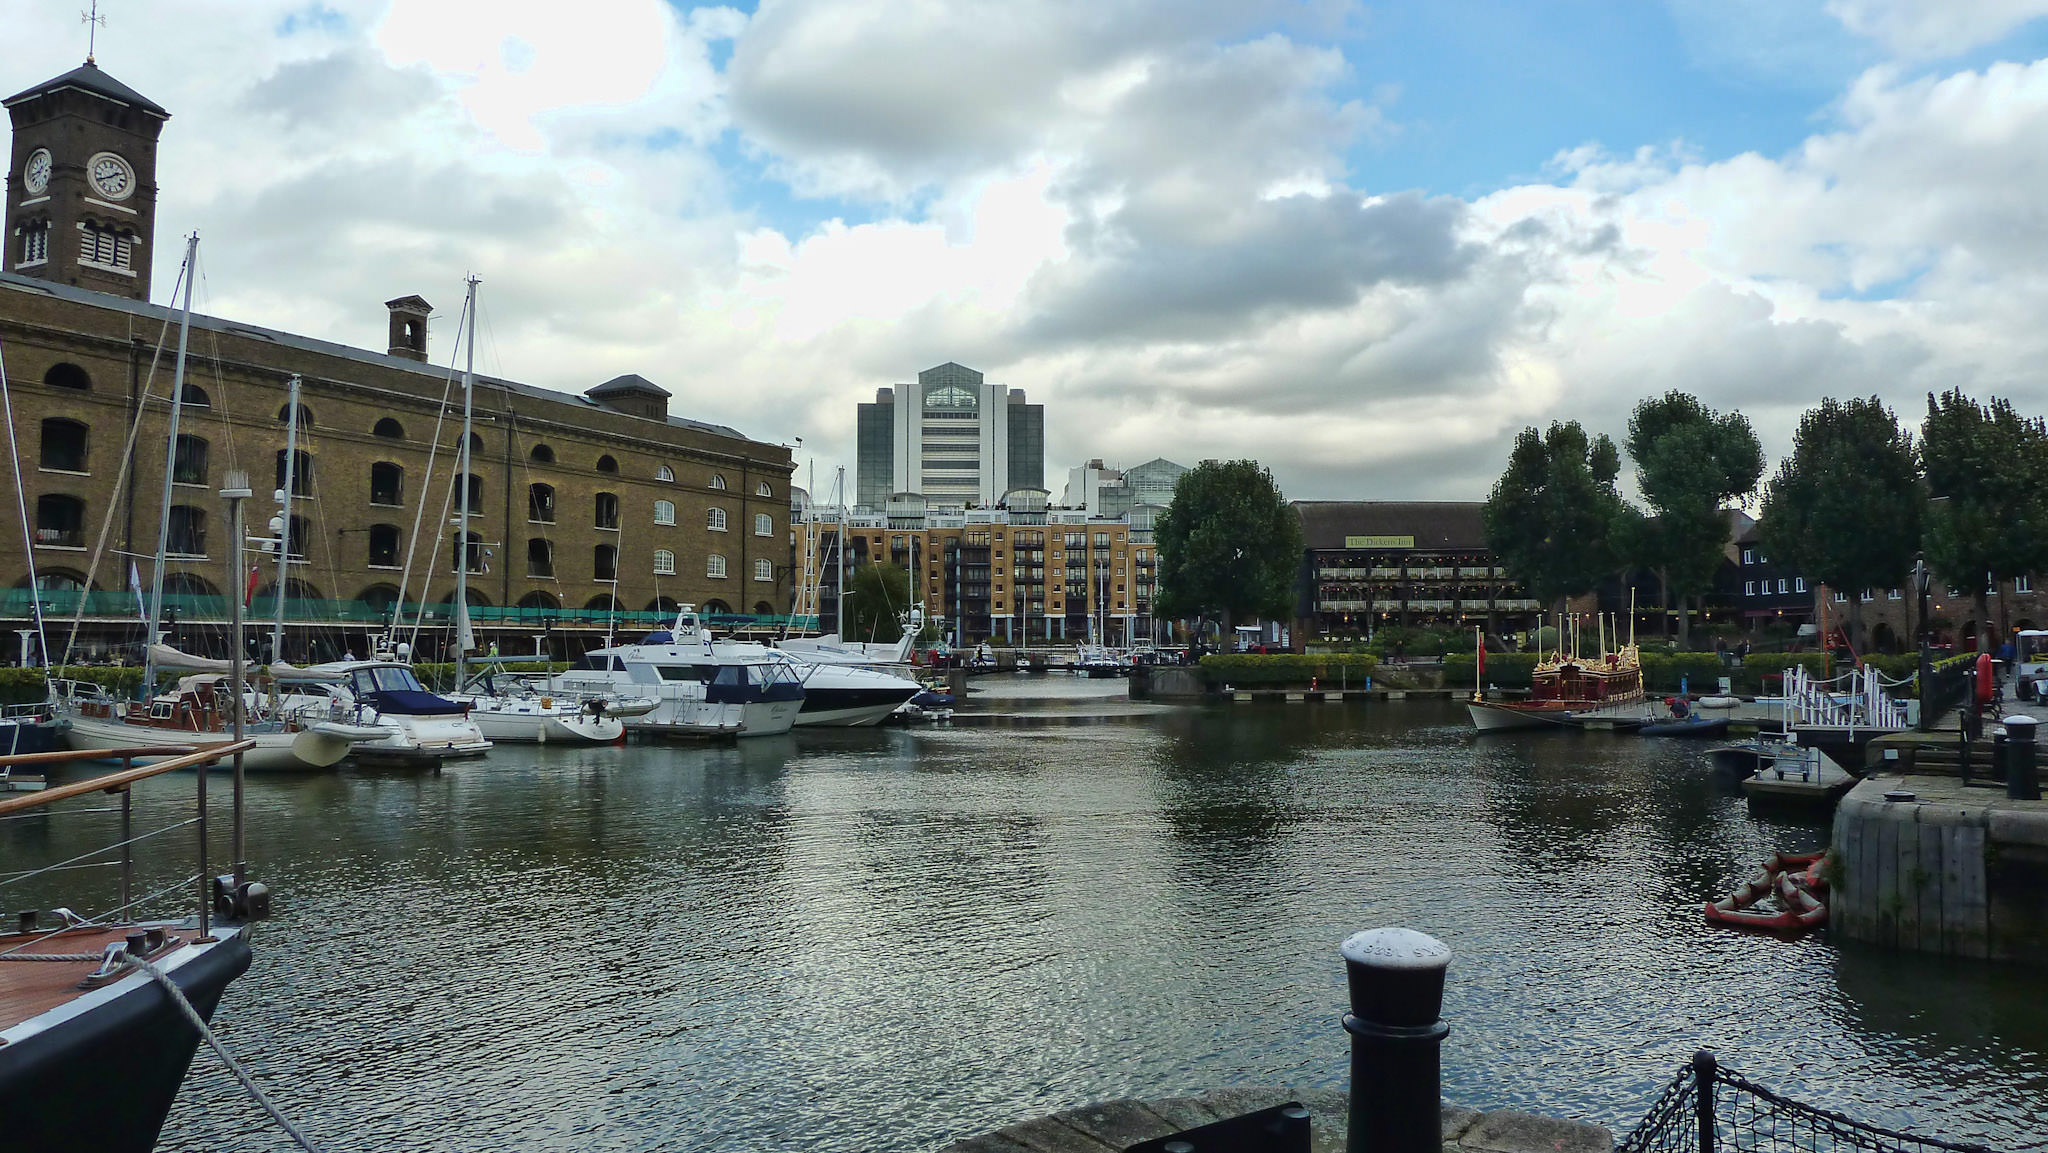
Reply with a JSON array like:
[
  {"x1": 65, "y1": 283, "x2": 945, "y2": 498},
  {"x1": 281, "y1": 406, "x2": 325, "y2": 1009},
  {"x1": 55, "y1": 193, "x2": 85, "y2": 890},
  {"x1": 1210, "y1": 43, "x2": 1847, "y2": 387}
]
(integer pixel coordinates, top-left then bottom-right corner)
[
  {"x1": 60, "y1": 259, "x2": 183, "y2": 667},
  {"x1": 189, "y1": 239, "x2": 244, "y2": 476},
  {"x1": 0, "y1": 332, "x2": 51, "y2": 682},
  {"x1": 390, "y1": 299, "x2": 470, "y2": 654}
]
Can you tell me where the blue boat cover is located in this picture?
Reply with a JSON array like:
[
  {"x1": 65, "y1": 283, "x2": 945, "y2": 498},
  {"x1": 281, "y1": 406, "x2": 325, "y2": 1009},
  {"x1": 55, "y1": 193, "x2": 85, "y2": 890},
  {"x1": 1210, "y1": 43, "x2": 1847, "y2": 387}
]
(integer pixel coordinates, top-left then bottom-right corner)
[{"x1": 366, "y1": 689, "x2": 469, "y2": 716}]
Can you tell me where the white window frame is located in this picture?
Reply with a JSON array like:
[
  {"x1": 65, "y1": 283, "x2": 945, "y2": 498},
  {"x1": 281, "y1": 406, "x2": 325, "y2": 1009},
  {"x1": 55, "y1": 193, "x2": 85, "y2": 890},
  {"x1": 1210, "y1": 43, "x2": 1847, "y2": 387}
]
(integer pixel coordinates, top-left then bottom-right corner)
[
  {"x1": 756, "y1": 481, "x2": 772, "y2": 497},
  {"x1": 1744, "y1": 580, "x2": 1755, "y2": 596},
  {"x1": 653, "y1": 549, "x2": 676, "y2": 576},
  {"x1": 1795, "y1": 578, "x2": 1806, "y2": 593},
  {"x1": 1833, "y1": 590, "x2": 1848, "y2": 602},
  {"x1": 707, "y1": 507, "x2": 727, "y2": 532},
  {"x1": 654, "y1": 500, "x2": 676, "y2": 526},
  {"x1": 754, "y1": 558, "x2": 773, "y2": 582},
  {"x1": 2018, "y1": 575, "x2": 2034, "y2": 594},
  {"x1": 1741, "y1": 549, "x2": 1753, "y2": 565},
  {"x1": 656, "y1": 465, "x2": 674, "y2": 482},
  {"x1": 707, "y1": 554, "x2": 727, "y2": 579},
  {"x1": 21, "y1": 223, "x2": 48, "y2": 268},
  {"x1": 1887, "y1": 587, "x2": 1901, "y2": 599},
  {"x1": 754, "y1": 512, "x2": 772, "y2": 537},
  {"x1": 708, "y1": 474, "x2": 727, "y2": 490}
]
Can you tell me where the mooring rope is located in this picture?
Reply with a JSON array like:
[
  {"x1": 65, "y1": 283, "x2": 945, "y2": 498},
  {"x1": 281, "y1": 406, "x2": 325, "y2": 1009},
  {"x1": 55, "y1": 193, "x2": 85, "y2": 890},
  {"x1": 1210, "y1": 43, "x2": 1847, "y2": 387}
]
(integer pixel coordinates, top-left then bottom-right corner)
[{"x1": 124, "y1": 951, "x2": 329, "y2": 1153}]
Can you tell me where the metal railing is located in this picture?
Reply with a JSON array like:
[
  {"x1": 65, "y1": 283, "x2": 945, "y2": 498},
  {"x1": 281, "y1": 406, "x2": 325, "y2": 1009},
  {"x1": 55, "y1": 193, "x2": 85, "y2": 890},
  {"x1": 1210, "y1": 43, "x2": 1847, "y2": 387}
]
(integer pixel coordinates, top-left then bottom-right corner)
[
  {"x1": 0, "y1": 588, "x2": 818, "y2": 633},
  {"x1": 0, "y1": 742, "x2": 255, "y2": 948},
  {"x1": 1618, "y1": 1051, "x2": 2003, "y2": 1153}
]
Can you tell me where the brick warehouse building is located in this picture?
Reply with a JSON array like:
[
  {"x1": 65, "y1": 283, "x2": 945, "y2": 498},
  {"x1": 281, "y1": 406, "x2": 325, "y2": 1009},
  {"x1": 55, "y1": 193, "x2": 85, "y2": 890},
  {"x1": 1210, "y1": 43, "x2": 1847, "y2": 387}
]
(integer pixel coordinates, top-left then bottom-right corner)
[
  {"x1": 2, "y1": 59, "x2": 792, "y2": 663},
  {"x1": 1293, "y1": 501, "x2": 1542, "y2": 640}
]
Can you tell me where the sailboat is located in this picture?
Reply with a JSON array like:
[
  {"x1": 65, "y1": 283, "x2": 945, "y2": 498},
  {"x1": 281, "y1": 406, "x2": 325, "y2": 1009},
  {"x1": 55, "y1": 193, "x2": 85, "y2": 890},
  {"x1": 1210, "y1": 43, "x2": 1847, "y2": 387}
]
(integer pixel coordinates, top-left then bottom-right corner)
[
  {"x1": 430, "y1": 276, "x2": 622, "y2": 745},
  {"x1": 47, "y1": 236, "x2": 382, "y2": 770}
]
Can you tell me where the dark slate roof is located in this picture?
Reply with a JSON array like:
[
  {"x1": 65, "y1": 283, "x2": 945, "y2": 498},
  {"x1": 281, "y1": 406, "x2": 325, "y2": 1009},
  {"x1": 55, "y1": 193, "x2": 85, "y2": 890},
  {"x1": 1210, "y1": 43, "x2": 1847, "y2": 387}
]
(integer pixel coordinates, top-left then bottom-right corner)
[
  {"x1": 588, "y1": 373, "x2": 671, "y2": 398},
  {"x1": 1292, "y1": 501, "x2": 1488, "y2": 550},
  {"x1": 0, "y1": 271, "x2": 746, "y2": 440},
  {"x1": 4, "y1": 61, "x2": 168, "y2": 117}
]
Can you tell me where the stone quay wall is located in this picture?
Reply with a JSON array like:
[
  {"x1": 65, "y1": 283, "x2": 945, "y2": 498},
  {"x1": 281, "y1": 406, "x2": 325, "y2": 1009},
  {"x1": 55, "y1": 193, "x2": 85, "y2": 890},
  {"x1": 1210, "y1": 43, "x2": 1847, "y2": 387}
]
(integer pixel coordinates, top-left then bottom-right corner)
[{"x1": 1832, "y1": 774, "x2": 2048, "y2": 964}]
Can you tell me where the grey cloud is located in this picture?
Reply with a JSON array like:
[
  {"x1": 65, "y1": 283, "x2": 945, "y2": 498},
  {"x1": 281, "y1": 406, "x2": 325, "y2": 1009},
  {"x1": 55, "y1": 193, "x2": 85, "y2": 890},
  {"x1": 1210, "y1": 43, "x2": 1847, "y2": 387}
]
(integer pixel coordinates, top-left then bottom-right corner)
[
  {"x1": 1020, "y1": 191, "x2": 1477, "y2": 344},
  {"x1": 242, "y1": 47, "x2": 442, "y2": 131}
]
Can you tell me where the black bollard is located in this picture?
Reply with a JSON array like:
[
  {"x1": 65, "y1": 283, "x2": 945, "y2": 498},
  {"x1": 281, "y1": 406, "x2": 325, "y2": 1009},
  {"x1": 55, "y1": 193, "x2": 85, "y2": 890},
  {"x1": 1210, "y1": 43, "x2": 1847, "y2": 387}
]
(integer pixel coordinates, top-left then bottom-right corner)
[
  {"x1": 2004, "y1": 715, "x2": 2041, "y2": 800},
  {"x1": 1341, "y1": 927, "x2": 1452, "y2": 1153}
]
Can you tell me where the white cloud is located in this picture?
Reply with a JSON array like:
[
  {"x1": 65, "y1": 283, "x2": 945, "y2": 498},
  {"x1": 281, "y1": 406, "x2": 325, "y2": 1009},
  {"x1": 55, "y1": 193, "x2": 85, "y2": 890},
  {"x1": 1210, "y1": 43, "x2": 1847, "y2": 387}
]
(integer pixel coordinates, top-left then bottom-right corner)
[
  {"x1": 1826, "y1": 0, "x2": 2048, "y2": 59},
  {"x1": 10, "y1": 1, "x2": 2048, "y2": 510}
]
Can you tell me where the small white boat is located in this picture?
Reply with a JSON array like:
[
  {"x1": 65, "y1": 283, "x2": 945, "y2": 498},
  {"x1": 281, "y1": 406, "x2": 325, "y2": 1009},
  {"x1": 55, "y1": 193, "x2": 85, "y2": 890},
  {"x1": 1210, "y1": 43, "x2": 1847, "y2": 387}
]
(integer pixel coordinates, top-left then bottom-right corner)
[
  {"x1": 443, "y1": 663, "x2": 624, "y2": 745},
  {"x1": 282, "y1": 662, "x2": 491, "y2": 765}
]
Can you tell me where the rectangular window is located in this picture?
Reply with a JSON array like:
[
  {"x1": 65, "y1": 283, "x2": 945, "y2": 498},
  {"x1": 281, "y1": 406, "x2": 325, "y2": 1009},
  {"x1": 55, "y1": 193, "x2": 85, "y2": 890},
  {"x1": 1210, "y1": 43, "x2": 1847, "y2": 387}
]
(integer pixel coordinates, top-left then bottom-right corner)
[
  {"x1": 2019, "y1": 576, "x2": 2034, "y2": 594},
  {"x1": 1741, "y1": 549, "x2": 1753, "y2": 564},
  {"x1": 1833, "y1": 591, "x2": 1848, "y2": 602},
  {"x1": 1744, "y1": 580, "x2": 1755, "y2": 596},
  {"x1": 1887, "y1": 587, "x2": 1901, "y2": 599},
  {"x1": 1861, "y1": 588, "x2": 1874, "y2": 601},
  {"x1": 1796, "y1": 578, "x2": 1806, "y2": 593}
]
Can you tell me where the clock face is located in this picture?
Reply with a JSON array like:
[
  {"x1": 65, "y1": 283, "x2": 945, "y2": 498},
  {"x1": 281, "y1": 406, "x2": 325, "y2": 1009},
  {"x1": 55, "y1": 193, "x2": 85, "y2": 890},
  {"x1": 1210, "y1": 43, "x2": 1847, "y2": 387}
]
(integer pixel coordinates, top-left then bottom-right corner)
[
  {"x1": 87, "y1": 152, "x2": 133, "y2": 200},
  {"x1": 22, "y1": 149, "x2": 50, "y2": 195}
]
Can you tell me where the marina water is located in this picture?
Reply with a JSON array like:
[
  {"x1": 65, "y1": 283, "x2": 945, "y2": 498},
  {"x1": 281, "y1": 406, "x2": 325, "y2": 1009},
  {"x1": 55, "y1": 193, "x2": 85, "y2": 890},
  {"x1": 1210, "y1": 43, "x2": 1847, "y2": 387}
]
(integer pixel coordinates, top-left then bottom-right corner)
[{"x1": 18, "y1": 680, "x2": 2044, "y2": 1151}]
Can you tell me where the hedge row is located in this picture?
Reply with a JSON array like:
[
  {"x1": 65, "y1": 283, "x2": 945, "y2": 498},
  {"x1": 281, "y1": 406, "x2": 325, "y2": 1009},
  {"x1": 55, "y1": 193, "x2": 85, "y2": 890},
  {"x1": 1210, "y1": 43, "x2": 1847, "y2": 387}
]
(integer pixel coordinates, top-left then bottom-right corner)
[{"x1": 1198, "y1": 653, "x2": 1378, "y2": 687}]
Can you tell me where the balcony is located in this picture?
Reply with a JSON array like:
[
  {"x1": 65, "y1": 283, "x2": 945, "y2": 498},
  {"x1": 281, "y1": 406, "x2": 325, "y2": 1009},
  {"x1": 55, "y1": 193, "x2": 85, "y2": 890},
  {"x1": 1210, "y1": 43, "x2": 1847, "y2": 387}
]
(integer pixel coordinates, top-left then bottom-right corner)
[
  {"x1": 1493, "y1": 598, "x2": 1541, "y2": 611},
  {"x1": 1319, "y1": 600, "x2": 1372, "y2": 613},
  {"x1": 1370, "y1": 567, "x2": 1402, "y2": 579},
  {"x1": 1407, "y1": 599, "x2": 1455, "y2": 612},
  {"x1": 1457, "y1": 567, "x2": 1493, "y2": 578}
]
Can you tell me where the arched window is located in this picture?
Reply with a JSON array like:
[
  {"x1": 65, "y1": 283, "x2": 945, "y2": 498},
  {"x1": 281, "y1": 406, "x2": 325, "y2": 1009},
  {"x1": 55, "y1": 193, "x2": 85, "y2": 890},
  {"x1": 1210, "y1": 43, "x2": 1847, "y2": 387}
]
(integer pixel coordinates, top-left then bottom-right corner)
[
  {"x1": 167, "y1": 506, "x2": 207, "y2": 556},
  {"x1": 703, "y1": 599, "x2": 732, "y2": 614},
  {"x1": 374, "y1": 418, "x2": 405, "y2": 439},
  {"x1": 180, "y1": 384, "x2": 210, "y2": 408},
  {"x1": 656, "y1": 465, "x2": 674, "y2": 482},
  {"x1": 708, "y1": 473, "x2": 727, "y2": 490},
  {"x1": 460, "y1": 473, "x2": 483, "y2": 515},
  {"x1": 753, "y1": 601, "x2": 776, "y2": 615},
  {"x1": 596, "y1": 454, "x2": 619, "y2": 474},
  {"x1": 707, "y1": 554, "x2": 728, "y2": 579},
  {"x1": 647, "y1": 596, "x2": 680, "y2": 615},
  {"x1": 706, "y1": 507, "x2": 727, "y2": 532},
  {"x1": 528, "y1": 483, "x2": 555, "y2": 523},
  {"x1": 584, "y1": 594, "x2": 622, "y2": 613},
  {"x1": 594, "y1": 492, "x2": 619, "y2": 530},
  {"x1": 172, "y1": 435, "x2": 207, "y2": 485},
  {"x1": 163, "y1": 574, "x2": 219, "y2": 598},
  {"x1": 753, "y1": 558, "x2": 773, "y2": 582},
  {"x1": 530, "y1": 444, "x2": 554, "y2": 464},
  {"x1": 358, "y1": 585, "x2": 402, "y2": 614},
  {"x1": 756, "y1": 481, "x2": 772, "y2": 498},
  {"x1": 467, "y1": 431, "x2": 485, "y2": 455},
  {"x1": 527, "y1": 539, "x2": 554, "y2": 578},
  {"x1": 34, "y1": 494, "x2": 84, "y2": 547},
  {"x1": 43, "y1": 363, "x2": 89, "y2": 391},
  {"x1": 370, "y1": 462, "x2": 403, "y2": 506},
  {"x1": 653, "y1": 500, "x2": 676, "y2": 526},
  {"x1": 39, "y1": 419, "x2": 87, "y2": 473},
  {"x1": 278, "y1": 403, "x2": 314, "y2": 430},
  {"x1": 450, "y1": 531, "x2": 485, "y2": 574},
  {"x1": 368, "y1": 524, "x2": 401, "y2": 568},
  {"x1": 594, "y1": 544, "x2": 618, "y2": 581},
  {"x1": 274, "y1": 449, "x2": 313, "y2": 497},
  {"x1": 653, "y1": 549, "x2": 676, "y2": 576},
  {"x1": 754, "y1": 512, "x2": 773, "y2": 537},
  {"x1": 518, "y1": 591, "x2": 561, "y2": 612}
]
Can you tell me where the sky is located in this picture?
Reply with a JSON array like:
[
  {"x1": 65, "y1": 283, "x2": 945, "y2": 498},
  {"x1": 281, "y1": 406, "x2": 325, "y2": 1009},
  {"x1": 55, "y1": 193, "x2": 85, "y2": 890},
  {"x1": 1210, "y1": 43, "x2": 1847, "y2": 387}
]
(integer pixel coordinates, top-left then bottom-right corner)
[{"x1": 9, "y1": 0, "x2": 2048, "y2": 505}]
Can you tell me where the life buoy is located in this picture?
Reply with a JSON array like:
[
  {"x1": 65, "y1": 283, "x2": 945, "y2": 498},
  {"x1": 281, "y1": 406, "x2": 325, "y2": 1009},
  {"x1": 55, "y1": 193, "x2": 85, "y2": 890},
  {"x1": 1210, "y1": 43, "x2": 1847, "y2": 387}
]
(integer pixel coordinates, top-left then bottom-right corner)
[{"x1": 1977, "y1": 652, "x2": 1996, "y2": 704}]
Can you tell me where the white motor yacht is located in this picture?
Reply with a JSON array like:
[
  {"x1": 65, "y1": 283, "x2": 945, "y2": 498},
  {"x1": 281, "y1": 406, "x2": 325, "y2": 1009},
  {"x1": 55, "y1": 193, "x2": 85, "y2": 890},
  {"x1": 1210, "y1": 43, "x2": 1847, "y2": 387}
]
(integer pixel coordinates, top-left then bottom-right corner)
[{"x1": 559, "y1": 624, "x2": 805, "y2": 739}]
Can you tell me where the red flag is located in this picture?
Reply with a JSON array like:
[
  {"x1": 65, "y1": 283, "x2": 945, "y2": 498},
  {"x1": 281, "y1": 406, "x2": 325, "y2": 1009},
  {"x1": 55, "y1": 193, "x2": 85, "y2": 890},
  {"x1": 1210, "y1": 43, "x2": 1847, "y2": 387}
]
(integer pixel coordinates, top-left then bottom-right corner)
[{"x1": 244, "y1": 565, "x2": 261, "y2": 607}]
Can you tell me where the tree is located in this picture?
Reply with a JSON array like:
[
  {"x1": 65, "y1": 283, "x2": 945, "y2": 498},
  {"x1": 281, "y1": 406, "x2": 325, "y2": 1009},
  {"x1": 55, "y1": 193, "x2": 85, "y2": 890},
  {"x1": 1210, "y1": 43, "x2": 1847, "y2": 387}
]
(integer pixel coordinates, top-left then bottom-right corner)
[
  {"x1": 1482, "y1": 421, "x2": 1629, "y2": 619},
  {"x1": 847, "y1": 562, "x2": 911, "y2": 644},
  {"x1": 1920, "y1": 390, "x2": 2048, "y2": 652},
  {"x1": 1759, "y1": 397, "x2": 1920, "y2": 650},
  {"x1": 1154, "y1": 459, "x2": 1304, "y2": 636},
  {"x1": 1624, "y1": 392, "x2": 1764, "y2": 650}
]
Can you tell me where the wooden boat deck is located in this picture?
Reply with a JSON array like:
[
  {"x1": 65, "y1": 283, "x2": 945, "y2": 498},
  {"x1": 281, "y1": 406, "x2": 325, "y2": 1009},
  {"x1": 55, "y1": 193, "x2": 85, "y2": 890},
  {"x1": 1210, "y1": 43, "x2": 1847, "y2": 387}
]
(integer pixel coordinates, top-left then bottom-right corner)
[{"x1": 0, "y1": 924, "x2": 181, "y2": 1030}]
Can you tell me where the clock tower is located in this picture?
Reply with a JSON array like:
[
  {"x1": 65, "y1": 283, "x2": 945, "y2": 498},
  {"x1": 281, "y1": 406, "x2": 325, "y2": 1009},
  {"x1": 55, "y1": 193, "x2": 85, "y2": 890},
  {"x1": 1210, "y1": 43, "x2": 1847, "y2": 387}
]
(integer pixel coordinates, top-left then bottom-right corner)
[{"x1": 3, "y1": 60, "x2": 168, "y2": 302}]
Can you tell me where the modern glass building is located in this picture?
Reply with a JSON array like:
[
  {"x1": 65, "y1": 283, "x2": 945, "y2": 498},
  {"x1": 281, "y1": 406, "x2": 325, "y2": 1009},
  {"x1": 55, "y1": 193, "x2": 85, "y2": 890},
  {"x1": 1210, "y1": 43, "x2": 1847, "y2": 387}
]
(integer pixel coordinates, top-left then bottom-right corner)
[{"x1": 854, "y1": 363, "x2": 1044, "y2": 509}]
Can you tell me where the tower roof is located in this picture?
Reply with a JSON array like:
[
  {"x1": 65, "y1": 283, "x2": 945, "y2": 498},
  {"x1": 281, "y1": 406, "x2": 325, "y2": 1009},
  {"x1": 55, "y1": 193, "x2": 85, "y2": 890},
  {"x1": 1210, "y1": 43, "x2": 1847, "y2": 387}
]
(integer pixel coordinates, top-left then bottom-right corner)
[
  {"x1": 4, "y1": 60, "x2": 168, "y2": 118},
  {"x1": 587, "y1": 373, "x2": 672, "y2": 398}
]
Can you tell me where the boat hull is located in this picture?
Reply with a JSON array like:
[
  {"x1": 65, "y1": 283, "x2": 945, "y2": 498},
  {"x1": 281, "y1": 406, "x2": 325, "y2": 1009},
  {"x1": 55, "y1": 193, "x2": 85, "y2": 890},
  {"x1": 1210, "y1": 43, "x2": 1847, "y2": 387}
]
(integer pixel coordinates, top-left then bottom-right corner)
[
  {"x1": 60, "y1": 712, "x2": 352, "y2": 771},
  {"x1": 1466, "y1": 700, "x2": 1572, "y2": 732},
  {"x1": 791, "y1": 685, "x2": 922, "y2": 728},
  {"x1": 0, "y1": 923, "x2": 252, "y2": 1153},
  {"x1": 464, "y1": 705, "x2": 625, "y2": 744}
]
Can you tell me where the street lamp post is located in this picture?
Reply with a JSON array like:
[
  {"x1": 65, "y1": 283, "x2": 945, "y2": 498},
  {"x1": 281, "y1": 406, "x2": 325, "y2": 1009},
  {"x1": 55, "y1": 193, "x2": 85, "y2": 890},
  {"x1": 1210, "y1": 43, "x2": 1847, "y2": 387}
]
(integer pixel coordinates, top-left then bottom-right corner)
[{"x1": 1916, "y1": 553, "x2": 1932, "y2": 729}]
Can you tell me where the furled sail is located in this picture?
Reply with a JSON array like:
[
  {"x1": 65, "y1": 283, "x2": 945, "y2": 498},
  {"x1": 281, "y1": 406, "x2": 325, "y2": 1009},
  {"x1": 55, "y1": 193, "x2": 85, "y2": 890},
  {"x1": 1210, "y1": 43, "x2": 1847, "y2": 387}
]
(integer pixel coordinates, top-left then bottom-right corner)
[{"x1": 145, "y1": 643, "x2": 232, "y2": 673}]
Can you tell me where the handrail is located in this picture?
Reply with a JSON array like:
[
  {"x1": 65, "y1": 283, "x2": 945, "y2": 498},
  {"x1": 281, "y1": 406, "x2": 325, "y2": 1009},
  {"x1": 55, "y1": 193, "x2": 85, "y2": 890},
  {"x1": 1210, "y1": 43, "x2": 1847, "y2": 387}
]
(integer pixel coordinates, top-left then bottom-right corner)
[
  {"x1": 0, "y1": 740, "x2": 253, "y2": 817},
  {"x1": 0, "y1": 744, "x2": 200, "y2": 767}
]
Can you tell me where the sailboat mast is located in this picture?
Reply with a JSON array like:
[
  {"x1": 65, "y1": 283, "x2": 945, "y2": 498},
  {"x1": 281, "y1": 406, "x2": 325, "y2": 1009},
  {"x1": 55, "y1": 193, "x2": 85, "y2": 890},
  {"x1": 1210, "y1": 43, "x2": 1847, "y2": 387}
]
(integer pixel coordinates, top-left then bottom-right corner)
[
  {"x1": 271, "y1": 373, "x2": 300, "y2": 664},
  {"x1": 835, "y1": 466, "x2": 846, "y2": 639},
  {"x1": 454, "y1": 276, "x2": 478, "y2": 690},
  {"x1": 145, "y1": 234, "x2": 199, "y2": 687}
]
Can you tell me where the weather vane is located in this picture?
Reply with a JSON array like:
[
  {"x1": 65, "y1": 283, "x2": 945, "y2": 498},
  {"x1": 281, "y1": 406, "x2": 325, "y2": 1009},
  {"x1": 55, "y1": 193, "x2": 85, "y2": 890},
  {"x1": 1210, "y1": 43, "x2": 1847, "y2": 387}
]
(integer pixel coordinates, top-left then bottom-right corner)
[{"x1": 82, "y1": 1, "x2": 106, "y2": 65}]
